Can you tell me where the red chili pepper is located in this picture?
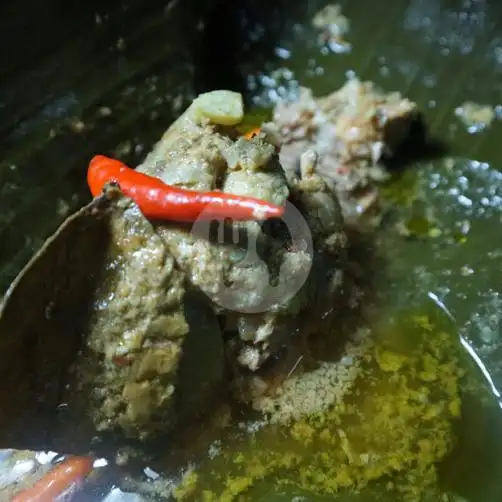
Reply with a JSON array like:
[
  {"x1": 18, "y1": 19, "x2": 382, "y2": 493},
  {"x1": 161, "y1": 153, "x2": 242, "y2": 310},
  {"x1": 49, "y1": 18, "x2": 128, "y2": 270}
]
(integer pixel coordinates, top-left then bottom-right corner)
[
  {"x1": 243, "y1": 127, "x2": 261, "y2": 139},
  {"x1": 87, "y1": 155, "x2": 285, "y2": 222},
  {"x1": 12, "y1": 456, "x2": 94, "y2": 502}
]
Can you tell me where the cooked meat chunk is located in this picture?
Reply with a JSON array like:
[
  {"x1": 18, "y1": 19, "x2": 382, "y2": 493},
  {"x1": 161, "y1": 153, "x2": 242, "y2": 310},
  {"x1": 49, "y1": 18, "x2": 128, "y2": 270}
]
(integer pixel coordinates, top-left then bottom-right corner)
[
  {"x1": 137, "y1": 90, "x2": 347, "y2": 372},
  {"x1": 72, "y1": 189, "x2": 224, "y2": 440},
  {"x1": 262, "y1": 79, "x2": 419, "y2": 222}
]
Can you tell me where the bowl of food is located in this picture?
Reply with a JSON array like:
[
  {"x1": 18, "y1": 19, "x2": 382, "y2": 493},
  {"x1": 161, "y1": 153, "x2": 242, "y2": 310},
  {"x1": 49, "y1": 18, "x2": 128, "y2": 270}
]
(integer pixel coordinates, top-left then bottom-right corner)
[{"x1": 1, "y1": 0, "x2": 501, "y2": 501}]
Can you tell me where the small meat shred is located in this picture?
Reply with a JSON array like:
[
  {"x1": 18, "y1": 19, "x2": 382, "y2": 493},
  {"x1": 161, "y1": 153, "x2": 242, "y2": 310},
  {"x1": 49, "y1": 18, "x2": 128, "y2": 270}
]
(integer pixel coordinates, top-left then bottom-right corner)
[
  {"x1": 312, "y1": 4, "x2": 351, "y2": 54},
  {"x1": 454, "y1": 101, "x2": 496, "y2": 133}
]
